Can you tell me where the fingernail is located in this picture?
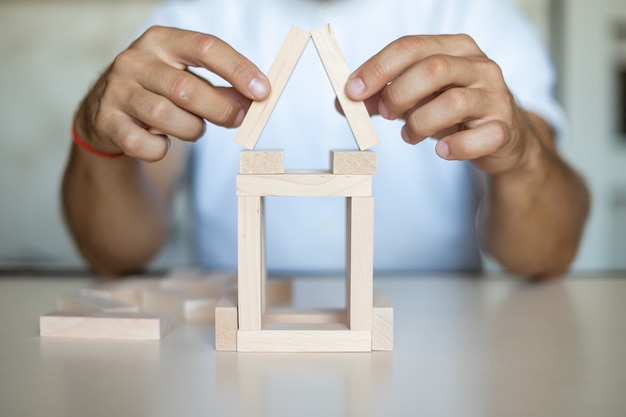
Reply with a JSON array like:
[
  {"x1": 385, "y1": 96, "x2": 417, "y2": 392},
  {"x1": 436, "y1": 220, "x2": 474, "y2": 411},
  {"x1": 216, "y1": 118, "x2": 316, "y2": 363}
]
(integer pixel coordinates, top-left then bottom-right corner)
[
  {"x1": 436, "y1": 141, "x2": 450, "y2": 159},
  {"x1": 234, "y1": 109, "x2": 245, "y2": 127},
  {"x1": 401, "y1": 125, "x2": 412, "y2": 144},
  {"x1": 378, "y1": 101, "x2": 391, "y2": 119},
  {"x1": 248, "y1": 77, "x2": 269, "y2": 99},
  {"x1": 346, "y1": 77, "x2": 365, "y2": 99}
]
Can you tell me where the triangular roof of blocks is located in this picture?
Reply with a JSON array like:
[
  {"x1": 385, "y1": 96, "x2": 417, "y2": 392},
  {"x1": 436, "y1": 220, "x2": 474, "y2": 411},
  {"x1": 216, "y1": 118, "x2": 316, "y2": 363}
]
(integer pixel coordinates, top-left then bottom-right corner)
[{"x1": 233, "y1": 24, "x2": 379, "y2": 151}]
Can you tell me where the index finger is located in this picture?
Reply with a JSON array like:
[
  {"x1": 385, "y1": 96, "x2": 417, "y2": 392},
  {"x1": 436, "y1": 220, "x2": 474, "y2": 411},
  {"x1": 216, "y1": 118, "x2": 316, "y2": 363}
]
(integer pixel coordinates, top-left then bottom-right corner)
[
  {"x1": 346, "y1": 34, "x2": 483, "y2": 100},
  {"x1": 140, "y1": 26, "x2": 270, "y2": 100}
]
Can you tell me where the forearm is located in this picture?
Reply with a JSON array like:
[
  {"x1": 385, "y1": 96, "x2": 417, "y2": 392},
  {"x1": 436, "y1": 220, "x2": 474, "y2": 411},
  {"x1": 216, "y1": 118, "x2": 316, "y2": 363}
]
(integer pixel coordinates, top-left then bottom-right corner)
[
  {"x1": 62, "y1": 144, "x2": 169, "y2": 276},
  {"x1": 481, "y1": 116, "x2": 590, "y2": 278}
]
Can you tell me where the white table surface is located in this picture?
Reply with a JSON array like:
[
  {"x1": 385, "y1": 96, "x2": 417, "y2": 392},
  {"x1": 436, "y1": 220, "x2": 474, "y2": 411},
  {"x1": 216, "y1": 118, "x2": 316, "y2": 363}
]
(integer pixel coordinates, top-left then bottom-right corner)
[{"x1": 0, "y1": 273, "x2": 624, "y2": 417}]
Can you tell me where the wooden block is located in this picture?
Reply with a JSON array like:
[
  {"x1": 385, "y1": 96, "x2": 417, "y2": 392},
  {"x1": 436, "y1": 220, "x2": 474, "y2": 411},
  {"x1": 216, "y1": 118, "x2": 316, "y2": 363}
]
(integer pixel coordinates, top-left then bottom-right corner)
[
  {"x1": 237, "y1": 196, "x2": 263, "y2": 330},
  {"x1": 40, "y1": 311, "x2": 169, "y2": 340},
  {"x1": 57, "y1": 293, "x2": 139, "y2": 313},
  {"x1": 346, "y1": 197, "x2": 374, "y2": 330},
  {"x1": 331, "y1": 151, "x2": 377, "y2": 175},
  {"x1": 265, "y1": 278, "x2": 294, "y2": 307},
  {"x1": 234, "y1": 26, "x2": 310, "y2": 150},
  {"x1": 142, "y1": 288, "x2": 217, "y2": 321},
  {"x1": 237, "y1": 324, "x2": 372, "y2": 352},
  {"x1": 215, "y1": 291, "x2": 238, "y2": 351},
  {"x1": 372, "y1": 289, "x2": 393, "y2": 351},
  {"x1": 311, "y1": 25, "x2": 379, "y2": 151},
  {"x1": 236, "y1": 172, "x2": 372, "y2": 197},
  {"x1": 84, "y1": 278, "x2": 161, "y2": 305},
  {"x1": 161, "y1": 269, "x2": 236, "y2": 297},
  {"x1": 240, "y1": 151, "x2": 284, "y2": 174},
  {"x1": 263, "y1": 308, "x2": 346, "y2": 324}
]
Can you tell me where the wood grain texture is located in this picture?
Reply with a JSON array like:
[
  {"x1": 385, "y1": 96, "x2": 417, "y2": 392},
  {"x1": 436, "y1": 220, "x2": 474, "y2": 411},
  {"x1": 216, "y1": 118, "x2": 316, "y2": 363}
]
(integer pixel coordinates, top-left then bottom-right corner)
[
  {"x1": 346, "y1": 197, "x2": 374, "y2": 330},
  {"x1": 237, "y1": 196, "x2": 263, "y2": 330},
  {"x1": 240, "y1": 150, "x2": 285, "y2": 174},
  {"x1": 311, "y1": 24, "x2": 379, "y2": 150},
  {"x1": 233, "y1": 26, "x2": 310, "y2": 149},
  {"x1": 236, "y1": 172, "x2": 372, "y2": 197},
  {"x1": 39, "y1": 311, "x2": 169, "y2": 340},
  {"x1": 331, "y1": 151, "x2": 377, "y2": 175}
]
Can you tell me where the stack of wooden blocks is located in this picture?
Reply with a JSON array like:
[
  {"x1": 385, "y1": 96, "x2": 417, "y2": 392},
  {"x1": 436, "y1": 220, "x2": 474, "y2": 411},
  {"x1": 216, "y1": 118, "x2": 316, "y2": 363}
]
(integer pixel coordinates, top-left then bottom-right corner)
[{"x1": 215, "y1": 24, "x2": 393, "y2": 352}]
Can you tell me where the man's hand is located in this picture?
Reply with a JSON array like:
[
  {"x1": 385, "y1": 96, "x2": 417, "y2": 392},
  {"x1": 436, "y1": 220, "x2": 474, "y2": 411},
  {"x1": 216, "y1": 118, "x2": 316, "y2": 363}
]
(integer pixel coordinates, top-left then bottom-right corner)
[
  {"x1": 75, "y1": 26, "x2": 270, "y2": 162},
  {"x1": 345, "y1": 34, "x2": 536, "y2": 176},
  {"x1": 346, "y1": 34, "x2": 590, "y2": 278}
]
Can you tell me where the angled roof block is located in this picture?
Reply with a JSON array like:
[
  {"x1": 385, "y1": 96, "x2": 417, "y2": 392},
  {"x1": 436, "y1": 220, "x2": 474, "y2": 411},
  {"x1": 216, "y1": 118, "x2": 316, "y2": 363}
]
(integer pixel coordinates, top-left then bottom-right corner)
[{"x1": 234, "y1": 24, "x2": 379, "y2": 151}]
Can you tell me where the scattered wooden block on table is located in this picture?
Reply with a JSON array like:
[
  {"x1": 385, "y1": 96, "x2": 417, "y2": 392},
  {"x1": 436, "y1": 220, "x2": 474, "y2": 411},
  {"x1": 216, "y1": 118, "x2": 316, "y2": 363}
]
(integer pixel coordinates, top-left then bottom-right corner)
[
  {"x1": 161, "y1": 269, "x2": 236, "y2": 297},
  {"x1": 240, "y1": 151, "x2": 285, "y2": 174},
  {"x1": 215, "y1": 291, "x2": 239, "y2": 351},
  {"x1": 57, "y1": 293, "x2": 139, "y2": 313},
  {"x1": 142, "y1": 288, "x2": 217, "y2": 321},
  {"x1": 83, "y1": 278, "x2": 161, "y2": 305},
  {"x1": 40, "y1": 310, "x2": 169, "y2": 340},
  {"x1": 372, "y1": 289, "x2": 393, "y2": 351},
  {"x1": 331, "y1": 151, "x2": 377, "y2": 175}
]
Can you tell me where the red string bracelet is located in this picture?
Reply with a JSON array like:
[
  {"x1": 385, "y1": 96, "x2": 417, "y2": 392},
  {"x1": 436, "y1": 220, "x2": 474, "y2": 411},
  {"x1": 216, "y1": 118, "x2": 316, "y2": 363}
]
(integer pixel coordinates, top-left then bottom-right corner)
[{"x1": 71, "y1": 123, "x2": 124, "y2": 158}]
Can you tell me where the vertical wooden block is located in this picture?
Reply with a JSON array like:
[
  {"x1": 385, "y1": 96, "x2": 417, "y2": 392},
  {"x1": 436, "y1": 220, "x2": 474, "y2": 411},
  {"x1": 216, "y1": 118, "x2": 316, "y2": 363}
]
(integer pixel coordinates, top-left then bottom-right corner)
[
  {"x1": 372, "y1": 289, "x2": 393, "y2": 351},
  {"x1": 40, "y1": 311, "x2": 169, "y2": 340},
  {"x1": 215, "y1": 292, "x2": 239, "y2": 351},
  {"x1": 311, "y1": 25, "x2": 379, "y2": 151},
  {"x1": 237, "y1": 196, "x2": 263, "y2": 330},
  {"x1": 346, "y1": 197, "x2": 374, "y2": 330},
  {"x1": 240, "y1": 151, "x2": 285, "y2": 174},
  {"x1": 331, "y1": 151, "x2": 377, "y2": 175},
  {"x1": 234, "y1": 26, "x2": 311, "y2": 150}
]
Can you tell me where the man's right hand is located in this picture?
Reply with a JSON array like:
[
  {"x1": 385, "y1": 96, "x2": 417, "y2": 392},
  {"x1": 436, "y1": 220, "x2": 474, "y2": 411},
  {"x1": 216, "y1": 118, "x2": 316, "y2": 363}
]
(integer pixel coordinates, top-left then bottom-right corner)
[{"x1": 74, "y1": 26, "x2": 270, "y2": 162}]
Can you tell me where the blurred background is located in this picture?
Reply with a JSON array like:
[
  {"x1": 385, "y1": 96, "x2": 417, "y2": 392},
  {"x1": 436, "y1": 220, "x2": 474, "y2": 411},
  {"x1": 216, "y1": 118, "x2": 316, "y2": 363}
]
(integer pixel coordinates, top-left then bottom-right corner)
[{"x1": 0, "y1": 0, "x2": 625, "y2": 273}]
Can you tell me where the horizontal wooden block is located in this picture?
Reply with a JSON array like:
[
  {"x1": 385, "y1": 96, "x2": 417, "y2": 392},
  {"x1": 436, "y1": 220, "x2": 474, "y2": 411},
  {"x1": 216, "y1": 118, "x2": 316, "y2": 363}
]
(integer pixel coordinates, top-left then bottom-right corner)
[
  {"x1": 40, "y1": 311, "x2": 169, "y2": 340},
  {"x1": 57, "y1": 293, "x2": 139, "y2": 313},
  {"x1": 237, "y1": 324, "x2": 372, "y2": 352},
  {"x1": 236, "y1": 172, "x2": 372, "y2": 197},
  {"x1": 142, "y1": 288, "x2": 217, "y2": 321},
  {"x1": 263, "y1": 308, "x2": 346, "y2": 324},
  {"x1": 240, "y1": 151, "x2": 285, "y2": 174},
  {"x1": 331, "y1": 151, "x2": 377, "y2": 175},
  {"x1": 215, "y1": 292, "x2": 238, "y2": 351},
  {"x1": 372, "y1": 289, "x2": 393, "y2": 351}
]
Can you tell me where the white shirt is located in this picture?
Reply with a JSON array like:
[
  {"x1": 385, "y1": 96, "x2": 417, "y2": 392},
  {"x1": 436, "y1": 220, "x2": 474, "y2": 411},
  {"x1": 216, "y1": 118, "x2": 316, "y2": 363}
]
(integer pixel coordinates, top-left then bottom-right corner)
[{"x1": 143, "y1": 0, "x2": 564, "y2": 274}]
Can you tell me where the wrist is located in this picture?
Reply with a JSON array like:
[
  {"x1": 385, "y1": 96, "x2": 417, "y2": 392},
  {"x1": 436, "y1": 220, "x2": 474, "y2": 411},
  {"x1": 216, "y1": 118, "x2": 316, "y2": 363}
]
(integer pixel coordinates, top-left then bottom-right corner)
[{"x1": 72, "y1": 113, "x2": 124, "y2": 158}]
